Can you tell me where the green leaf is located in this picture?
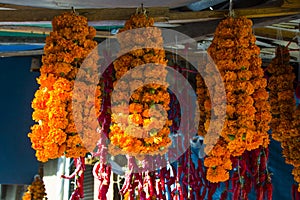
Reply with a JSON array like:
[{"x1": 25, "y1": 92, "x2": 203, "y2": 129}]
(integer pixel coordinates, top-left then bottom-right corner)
[
  {"x1": 149, "y1": 88, "x2": 156, "y2": 94},
  {"x1": 242, "y1": 133, "x2": 246, "y2": 140},
  {"x1": 228, "y1": 134, "x2": 235, "y2": 140}
]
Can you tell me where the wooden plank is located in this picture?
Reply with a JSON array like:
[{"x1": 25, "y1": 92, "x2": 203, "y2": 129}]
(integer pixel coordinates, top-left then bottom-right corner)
[
  {"x1": 0, "y1": 25, "x2": 50, "y2": 35},
  {"x1": 0, "y1": 7, "x2": 169, "y2": 22},
  {"x1": 254, "y1": 27, "x2": 299, "y2": 41},
  {"x1": 231, "y1": 7, "x2": 300, "y2": 19},
  {"x1": 0, "y1": 36, "x2": 46, "y2": 43},
  {"x1": 0, "y1": 6, "x2": 299, "y2": 24},
  {"x1": 0, "y1": 49, "x2": 44, "y2": 57},
  {"x1": 0, "y1": 25, "x2": 114, "y2": 38},
  {"x1": 271, "y1": 23, "x2": 298, "y2": 29},
  {"x1": 0, "y1": 3, "x2": 45, "y2": 10},
  {"x1": 282, "y1": 0, "x2": 300, "y2": 8},
  {"x1": 172, "y1": 15, "x2": 300, "y2": 41}
]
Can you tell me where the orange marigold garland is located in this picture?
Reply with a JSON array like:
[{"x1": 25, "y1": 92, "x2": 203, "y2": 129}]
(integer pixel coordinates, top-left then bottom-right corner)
[
  {"x1": 108, "y1": 13, "x2": 172, "y2": 156},
  {"x1": 28, "y1": 12, "x2": 97, "y2": 162},
  {"x1": 196, "y1": 68, "x2": 210, "y2": 137},
  {"x1": 267, "y1": 46, "x2": 300, "y2": 191},
  {"x1": 267, "y1": 46, "x2": 296, "y2": 141},
  {"x1": 204, "y1": 16, "x2": 271, "y2": 183},
  {"x1": 289, "y1": 105, "x2": 300, "y2": 192},
  {"x1": 22, "y1": 175, "x2": 47, "y2": 200},
  {"x1": 204, "y1": 139, "x2": 232, "y2": 183}
]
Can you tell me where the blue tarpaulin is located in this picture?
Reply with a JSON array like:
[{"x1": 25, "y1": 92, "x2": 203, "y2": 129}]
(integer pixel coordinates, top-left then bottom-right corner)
[{"x1": 0, "y1": 56, "x2": 39, "y2": 184}]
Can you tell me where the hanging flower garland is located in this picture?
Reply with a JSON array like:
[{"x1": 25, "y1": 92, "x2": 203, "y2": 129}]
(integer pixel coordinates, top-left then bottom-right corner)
[
  {"x1": 289, "y1": 105, "x2": 300, "y2": 192},
  {"x1": 267, "y1": 46, "x2": 296, "y2": 141},
  {"x1": 267, "y1": 46, "x2": 300, "y2": 192},
  {"x1": 108, "y1": 12, "x2": 172, "y2": 156},
  {"x1": 196, "y1": 71, "x2": 210, "y2": 137},
  {"x1": 22, "y1": 175, "x2": 47, "y2": 200},
  {"x1": 28, "y1": 11, "x2": 97, "y2": 162},
  {"x1": 204, "y1": 16, "x2": 271, "y2": 183}
]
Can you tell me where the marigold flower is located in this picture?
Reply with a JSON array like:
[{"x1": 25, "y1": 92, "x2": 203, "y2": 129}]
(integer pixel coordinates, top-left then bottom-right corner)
[
  {"x1": 206, "y1": 166, "x2": 230, "y2": 183},
  {"x1": 29, "y1": 11, "x2": 98, "y2": 162},
  {"x1": 109, "y1": 12, "x2": 171, "y2": 156}
]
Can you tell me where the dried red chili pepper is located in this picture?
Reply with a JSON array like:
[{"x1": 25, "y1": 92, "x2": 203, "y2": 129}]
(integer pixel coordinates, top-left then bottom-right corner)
[{"x1": 62, "y1": 157, "x2": 85, "y2": 199}]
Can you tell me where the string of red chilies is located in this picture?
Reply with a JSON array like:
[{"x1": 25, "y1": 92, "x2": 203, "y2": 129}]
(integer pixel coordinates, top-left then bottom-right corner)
[
  {"x1": 63, "y1": 46, "x2": 275, "y2": 199},
  {"x1": 92, "y1": 135, "x2": 112, "y2": 200},
  {"x1": 92, "y1": 56, "x2": 114, "y2": 200},
  {"x1": 61, "y1": 157, "x2": 85, "y2": 200}
]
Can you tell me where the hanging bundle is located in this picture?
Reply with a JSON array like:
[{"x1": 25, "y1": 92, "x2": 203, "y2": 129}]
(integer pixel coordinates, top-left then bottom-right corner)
[
  {"x1": 108, "y1": 10, "x2": 172, "y2": 156},
  {"x1": 195, "y1": 16, "x2": 273, "y2": 200},
  {"x1": 28, "y1": 12, "x2": 98, "y2": 162},
  {"x1": 100, "y1": 7, "x2": 179, "y2": 199},
  {"x1": 267, "y1": 45, "x2": 296, "y2": 141},
  {"x1": 205, "y1": 16, "x2": 271, "y2": 182},
  {"x1": 22, "y1": 175, "x2": 47, "y2": 200},
  {"x1": 62, "y1": 157, "x2": 86, "y2": 200},
  {"x1": 267, "y1": 45, "x2": 300, "y2": 192},
  {"x1": 290, "y1": 106, "x2": 300, "y2": 192}
]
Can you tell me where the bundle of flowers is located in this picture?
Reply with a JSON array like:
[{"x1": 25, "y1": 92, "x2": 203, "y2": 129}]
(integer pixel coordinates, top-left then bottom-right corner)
[
  {"x1": 290, "y1": 106, "x2": 300, "y2": 192},
  {"x1": 267, "y1": 46, "x2": 300, "y2": 192},
  {"x1": 267, "y1": 46, "x2": 296, "y2": 141},
  {"x1": 22, "y1": 175, "x2": 47, "y2": 200},
  {"x1": 205, "y1": 16, "x2": 271, "y2": 182},
  {"x1": 108, "y1": 13, "x2": 172, "y2": 156},
  {"x1": 28, "y1": 12, "x2": 98, "y2": 162}
]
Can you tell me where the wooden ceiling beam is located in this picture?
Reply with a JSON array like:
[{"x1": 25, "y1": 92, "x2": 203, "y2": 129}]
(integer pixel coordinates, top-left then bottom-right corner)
[
  {"x1": 172, "y1": 15, "x2": 300, "y2": 41},
  {"x1": 0, "y1": 3, "x2": 45, "y2": 10},
  {"x1": 0, "y1": 49, "x2": 44, "y2": 57},
  {"x1": 0, "y1": 25, "x2": 50, "y2": 35},
  {"x1": 254, "y1": 27, "x2": 299, "y2": 42},
  {"x1": 0, "y1": 7, "x2": 169, "y2": 22},
  {"x1": 282, "y1": 0, "x2": 300, "y2": 8},
  {"x1": 167, "y1": 7, "x2": 300, "y2": 23},
  {"x1": 0, "y1": 5, "x2": 299, "y2": 23},
  {"x1": 0, "y1": 25, "x2": 114, "y2": 38}
]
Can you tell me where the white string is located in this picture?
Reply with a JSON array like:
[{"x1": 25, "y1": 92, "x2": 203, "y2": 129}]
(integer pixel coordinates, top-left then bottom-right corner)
[
  {"x1": 276, "y1": 29, "x2": 283, "y2": 41},
  {"x1": 229, "y1": 0, "x2": 234, "y2": 17},
  {"x1": 297, "y1": 36, "x2": 300, "y2": 82},
  {"x1": 175, "y1": 34, "x2": 178, "y2": 64}
]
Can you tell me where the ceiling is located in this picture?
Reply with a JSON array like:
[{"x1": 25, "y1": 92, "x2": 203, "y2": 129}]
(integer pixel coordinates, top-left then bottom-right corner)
[
  {"x1": 0, "y1": 0, "x2": 299, "y2": 64},
  {"x1": 0, "y1": 0, "x2": 197, "y2": 9}
]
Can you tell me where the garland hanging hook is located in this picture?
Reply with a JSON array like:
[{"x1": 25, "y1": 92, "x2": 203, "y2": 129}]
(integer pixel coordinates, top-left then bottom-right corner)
[
  {"x1": 141, "y1": 3, "x2": 147, "y2": 14},
  {"x1": 136, "y1": 3, "x2": 147, "y2": 15},
  {"x1": 71, "y1": 6, "x2": 78, "y2": 15}
]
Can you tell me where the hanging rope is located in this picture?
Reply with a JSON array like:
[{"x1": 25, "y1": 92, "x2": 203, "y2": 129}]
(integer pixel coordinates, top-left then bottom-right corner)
[
  {"x1": 229, "y1": 0, "x2": 234, "y2": 17},
  {"x1": 136, "y1": 3, "x2": 147, "y2": 15},
  {"x1": 71, "y1": 6, "x2": 78, "y2": 15}
]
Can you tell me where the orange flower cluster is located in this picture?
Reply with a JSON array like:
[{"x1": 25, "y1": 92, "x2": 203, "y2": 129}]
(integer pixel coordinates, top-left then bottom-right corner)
[
  {"x1": 196, "y1": 58, "x2": 226, "y2": 153},
  {"x1": 202, "y1": 16, "x2": 271, "y2": 182},
  {"x1": 109, "y1": 13, "x2": 172, "y2": 156},
  {"x1": 267, "y1": 46, "x2": 296, "y2": 141},
  {"x1": 28, "y1": 12, "x2": 98, "y2": 162},
  {"x1": 267, "y1": 46, "x2": 300, "y2": 191},
  {"x1": 22, "y1": 175, "x2": 47, "y2": 200},
  {"x1": 204, "y1": 139, "x2": 232, "y2": 183},
  {"x1": 292, "y1": 166, "x2": 300, "y2": 192},
  {"x1": 196, "y1": 69, "x2": 210, "y2": 137},
  {"x1": 289, "y1": 106, "x2": 300, "y2": 192}
]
